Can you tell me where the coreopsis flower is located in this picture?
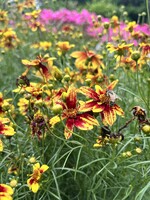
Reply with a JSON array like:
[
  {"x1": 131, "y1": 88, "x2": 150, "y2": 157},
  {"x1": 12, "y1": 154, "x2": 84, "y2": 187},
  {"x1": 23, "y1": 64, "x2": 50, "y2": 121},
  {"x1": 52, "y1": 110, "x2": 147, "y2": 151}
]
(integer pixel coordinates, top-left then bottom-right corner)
[
  {"x1": 79, "y1": 80, "x2": 124, "y2": 126},
  {"x1": 17, "y1": 98, "x2": 30, "y2": 115},
  {"x1": 27, "y1": 163, "x2": 49, "y2": 193},
  {"x1": 116, "y1": 56, "x2": 144, "y2": 71},
  {"x1": 24, "y1": 0, "x2": 36, "y2": 8},
  {"x1": 107, "y1": 42, "x2": 133, "y2": 58},
  {"x1": 125, "y1": 21, "x2": 137, "y2": 32},
  {"x1": 71, "y1": 48, "x2": 104, "y2": 70},
  {"x1": 31, "y1": 41, "x2": 52, "y2": 51},
  {"x1": 0, "y1": 28, "x2": 20, "y2": 49},
  {"x1": 110, "y1": 15, "x2": 120, "y2": 32},
  {"x1": 25, "y1": 10, "x2": 41, "y2": 19},
  {"x1": 0, "y1": 10, "x2": 8, "y2": 24},
  {"x1": 139, "y1": 43, "x2": 150, "y2": 56},
  {"x1": 57, "y1": 86, "x2": 99, "y2": 139},
  {"x1": 29, "y1": 20, "x2": 46, "y2": 32},
  {"x1": 0, "y1": 92, "x2": 14, "y2": 116},
  {"x1": 56, "y1": 41, "x2": 75, "y2": 56},
  {"x1": 0, "y1": 117, "x2": 15, "y2": 136},
  {"x1": 22, "y1": 54, "x2": 51, "y2": 79},
  {"x1": 0, "y1": 184, "x2": 14, "y2": 200}
]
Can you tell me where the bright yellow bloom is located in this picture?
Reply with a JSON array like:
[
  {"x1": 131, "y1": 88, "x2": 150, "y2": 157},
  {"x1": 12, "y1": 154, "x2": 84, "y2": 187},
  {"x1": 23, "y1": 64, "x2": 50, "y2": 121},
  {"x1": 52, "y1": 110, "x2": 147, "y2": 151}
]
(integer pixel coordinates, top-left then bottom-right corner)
[
  {"x1": 56, "y1": 41, "x2": 75, "y2": 56},
  {"x1": 0, "y1": 117, "x2": 15, "y2": 136},
  {"x1": 0, "y1": 184, "x2": 14, "y2": 200},
  {"x1": 27, "y1": 163, "x2": 49, "y2": 193}
]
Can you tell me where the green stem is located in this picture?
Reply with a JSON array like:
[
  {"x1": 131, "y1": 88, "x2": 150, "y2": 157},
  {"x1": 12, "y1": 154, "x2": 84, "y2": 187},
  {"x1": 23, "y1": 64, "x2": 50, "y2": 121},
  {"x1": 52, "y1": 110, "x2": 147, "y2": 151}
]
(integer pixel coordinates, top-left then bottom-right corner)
[{"x1": 146, "y1": 0, "x2": 150, "y2": 25}]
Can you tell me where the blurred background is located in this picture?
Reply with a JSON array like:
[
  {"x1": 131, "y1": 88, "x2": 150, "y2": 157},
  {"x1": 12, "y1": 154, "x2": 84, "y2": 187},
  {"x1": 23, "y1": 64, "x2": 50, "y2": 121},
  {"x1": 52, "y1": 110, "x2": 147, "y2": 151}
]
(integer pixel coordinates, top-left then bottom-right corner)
[{"x1": 34, "y1": 0, "x2": 148, "y2": 23}]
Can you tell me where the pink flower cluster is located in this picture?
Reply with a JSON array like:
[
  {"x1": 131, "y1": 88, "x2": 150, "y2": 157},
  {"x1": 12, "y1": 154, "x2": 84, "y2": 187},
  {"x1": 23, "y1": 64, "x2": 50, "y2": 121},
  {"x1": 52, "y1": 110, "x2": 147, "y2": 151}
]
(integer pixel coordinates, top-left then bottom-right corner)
[{"x1": 40, "y1": 8, "x2": 150, "y2": 43}]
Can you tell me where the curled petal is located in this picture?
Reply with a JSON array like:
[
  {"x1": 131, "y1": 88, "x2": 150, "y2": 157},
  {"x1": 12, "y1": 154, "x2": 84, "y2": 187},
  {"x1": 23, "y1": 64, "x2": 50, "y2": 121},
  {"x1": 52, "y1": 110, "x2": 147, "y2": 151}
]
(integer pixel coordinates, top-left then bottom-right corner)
[
  {"x1": 113, "y1": 104, "x2": 124, "y2": 116},
  {"x1": 101, "y1": 105, "x2": 117, "y2": 126}
]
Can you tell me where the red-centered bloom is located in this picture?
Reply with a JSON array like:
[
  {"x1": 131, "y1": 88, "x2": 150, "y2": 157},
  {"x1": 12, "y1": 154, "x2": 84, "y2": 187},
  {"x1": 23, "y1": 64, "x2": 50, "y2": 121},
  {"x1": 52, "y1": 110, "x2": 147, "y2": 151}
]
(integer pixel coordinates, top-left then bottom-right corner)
[
  {"x1": 58, "y1": 86, "x2": 99, "y2": 139},
  {"x1": 27, "y1": 163, "x2": 49, "y2": 193},
  {"x1": 79, "y1": 80, "x2": 124, "y2": 126},
  {"x1": 21, "y1": 54, "x2": 51, "y2": 80},
  {"x1": 0, "y1": 184, "x2": 14, "y2": 200},
  {"x1": 0, "y1": 117, "x2": 15, "y2": 136}
]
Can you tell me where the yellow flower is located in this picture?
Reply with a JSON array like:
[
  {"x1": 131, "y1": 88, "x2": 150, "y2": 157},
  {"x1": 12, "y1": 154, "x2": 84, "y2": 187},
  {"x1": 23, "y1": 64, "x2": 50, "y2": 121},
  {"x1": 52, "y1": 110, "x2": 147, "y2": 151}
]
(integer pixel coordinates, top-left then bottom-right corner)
[
  {"x1": 27, "y1": 163, "x2": 49, "y2": 193},
  {"x1": 56, "y1": 41, "x2": 75, "y2": 56},
  {"x1": 0, "y1": 139, "x2": 3, "y2": 152},
  {"x1": 0, "y1": 184, "x2": 14, "y2": 200}
]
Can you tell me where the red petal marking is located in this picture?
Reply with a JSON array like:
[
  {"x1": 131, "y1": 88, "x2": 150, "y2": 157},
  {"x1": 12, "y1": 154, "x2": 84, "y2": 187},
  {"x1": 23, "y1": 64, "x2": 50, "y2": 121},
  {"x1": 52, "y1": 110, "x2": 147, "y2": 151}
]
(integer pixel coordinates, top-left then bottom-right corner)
[
  {"x1": 79, "y1": 100, "x2": 97, "y2": 112},
  {"x1": 64, "y1": 118, "x2": 74, "y2": 139},
  {"x1": 80, "y1": 113, "x2": 99, "y2": 126},
  {"x1": 39, "y1": 63, "x2": 49, "y2": 78},
  {"x1": 107, "y1": 80, "x2": 118, "y2": 90},
  {"x1": 93, "y1": 103, "x2": 105, "y2": 112},
  {"x1": 74, "y1": 115, "x2": 93, "y2": 130},
  {"x1": 0, "y1": 185, "x2": 7, "y2": 192},
  {"x1": 66, "y1": 87, "x2": 77, "y2": 109},
  {"x1": 113, "y1": 104, "x2": 124, "y2": 116},
  {"x1": 79, "y1": 86, "x2": 99, "y2": 100},
  {"x1": 101, "y1": 104, "x2": 116, "y2": 126}
]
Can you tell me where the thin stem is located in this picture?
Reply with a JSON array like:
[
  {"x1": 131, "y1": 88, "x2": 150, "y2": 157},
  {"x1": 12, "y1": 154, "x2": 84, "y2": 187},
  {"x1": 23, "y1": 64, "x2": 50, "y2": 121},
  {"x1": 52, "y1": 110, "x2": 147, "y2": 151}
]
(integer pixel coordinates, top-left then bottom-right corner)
[{"x1": 146, "y1": 0, "x2": 150, "y2": 25}]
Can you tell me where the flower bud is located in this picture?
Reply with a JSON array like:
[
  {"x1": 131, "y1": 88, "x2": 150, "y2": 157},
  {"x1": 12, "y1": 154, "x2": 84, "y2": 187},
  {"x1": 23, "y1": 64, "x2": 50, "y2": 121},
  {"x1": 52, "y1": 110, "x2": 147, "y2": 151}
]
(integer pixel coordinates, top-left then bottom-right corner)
[
  {"x1": 51, "y1": 104, "x2": 63, "y2": 114},
  {"x1": 131, "y1": 51, "x2": 140, "y2": 61},
  {"x1": 142, "y1": 124, "x2": 150, "y2": 134},
  {"x1": 103, "y1": 22, "x2": 110, "y2": 29},
  {"x1": 10, "y1": 179, "x2": 18, "y2": 187}
]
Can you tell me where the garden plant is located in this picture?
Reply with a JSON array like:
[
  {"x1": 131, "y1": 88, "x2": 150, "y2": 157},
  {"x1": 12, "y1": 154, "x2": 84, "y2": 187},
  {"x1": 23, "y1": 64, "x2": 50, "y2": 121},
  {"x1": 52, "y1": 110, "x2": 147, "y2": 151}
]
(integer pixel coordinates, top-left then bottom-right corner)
[{"x1": 0, "y1": 0, "x2": 150, "y2": 200}]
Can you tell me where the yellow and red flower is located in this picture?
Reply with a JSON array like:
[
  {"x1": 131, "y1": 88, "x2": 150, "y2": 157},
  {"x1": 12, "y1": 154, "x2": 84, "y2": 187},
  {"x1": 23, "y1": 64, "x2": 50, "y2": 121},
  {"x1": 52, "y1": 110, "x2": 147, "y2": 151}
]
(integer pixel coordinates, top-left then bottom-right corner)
[
  {"x1": 79, "y1": 80, "x2": 124, "y2": 126},
  {"x1": 57, "y1": 86, "x2": 99, "y2": 139},
  {"x1": 0, "y1": 117, "x2": 15, "y2": 136},
  {"x1": 70, "y1": 48, "x2": 104, "y2": 70},
  {"x1": 56, "y1": 41, "x2": 75, "y2": 56},
  {"x1": 0, "y1": 184, "x2": 14, "y2": 200},
  {"x1": 27, "y1": 163, "x2": 49, "y2": 193}
]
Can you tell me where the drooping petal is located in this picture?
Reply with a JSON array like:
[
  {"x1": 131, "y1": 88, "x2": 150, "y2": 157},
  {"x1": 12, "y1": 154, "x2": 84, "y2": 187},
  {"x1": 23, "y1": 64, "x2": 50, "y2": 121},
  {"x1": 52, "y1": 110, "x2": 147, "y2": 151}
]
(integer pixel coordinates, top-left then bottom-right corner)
[
  {"x1": 39, "y1": 63, "x2": 49, "y2": 78},
  {"x1": 79, "y1": 100, "x2": 97, "y2": 112},
  {"x1": 101, "y1": 105, "x2": 116, "y2": 126},
  {"x1": 64, "y1": 118, "x2": 74, "y2": 139},
  {"x1": 66, "y1": 87, "x2": 77, "y2": 109},
  {"x1": 107, "y1": 80, "x2": 118, "y2": 90},
  {"x1": 79, "y1": 86, "x2": 99, "y2": 100},
  {"x1": 30, "y1": 181, "x2": 40, "y2": 193},
  {"x1": 113, "y1": 104, "x2": 124, "y2": 116}
]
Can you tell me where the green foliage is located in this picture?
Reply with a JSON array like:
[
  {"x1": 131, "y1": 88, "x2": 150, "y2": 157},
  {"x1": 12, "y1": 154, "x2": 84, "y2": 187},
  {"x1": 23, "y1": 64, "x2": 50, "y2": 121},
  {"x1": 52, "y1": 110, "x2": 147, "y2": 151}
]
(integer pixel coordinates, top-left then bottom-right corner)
[{"x1": 84, "y1": 0, "x2": 117, "y2": 18}]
